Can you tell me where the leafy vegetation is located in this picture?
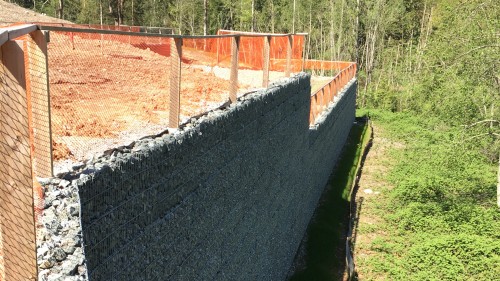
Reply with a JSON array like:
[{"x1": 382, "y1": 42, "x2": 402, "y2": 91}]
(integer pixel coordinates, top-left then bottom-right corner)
[{"x1": 355, "y1": 109, "x2": 499, "y2": 280}]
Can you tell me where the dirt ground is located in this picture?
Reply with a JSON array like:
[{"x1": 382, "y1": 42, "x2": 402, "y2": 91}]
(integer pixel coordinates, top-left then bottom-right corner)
[
  {"x1": 48, "y1": 32, "x2": 261, "y2": 161},
  {"x1": 1, "y1": 1, "x2": 334, "y2": 165},
  {"x1": 47, "y1": 32, "x2": 306, "y2": 163},
  {"x1": 0, "y1": 0, "x2": 71, "y2": 25}
]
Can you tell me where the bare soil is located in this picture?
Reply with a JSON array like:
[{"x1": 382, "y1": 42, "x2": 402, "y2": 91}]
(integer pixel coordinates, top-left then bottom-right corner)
[
  {"x1": 0, "y1": 0, "x2": 71, "y2": 25},
  {"x1": 1, "y1": 0, "x2": 329, "y2": 166},
  {"x1": 47, "y1": 32, "x2": 260, "y2": 161},
  {"x1": 46, "y1": 32, "x2": 300, "y2": 164}
]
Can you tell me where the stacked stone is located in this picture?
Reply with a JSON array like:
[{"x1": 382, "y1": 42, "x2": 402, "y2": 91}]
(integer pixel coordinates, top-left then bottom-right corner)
[
  {"x1": 37, "y1": 178, "x2": 87, "y2": 281},
  {"x1": 35, "y1": 74, "x2": 357, "y2": 281}
]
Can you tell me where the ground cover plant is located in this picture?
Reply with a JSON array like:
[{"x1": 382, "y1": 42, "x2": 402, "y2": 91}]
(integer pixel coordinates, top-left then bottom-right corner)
[{"x1": 353, "y1": 109, "x2": 500, "y2": 281}]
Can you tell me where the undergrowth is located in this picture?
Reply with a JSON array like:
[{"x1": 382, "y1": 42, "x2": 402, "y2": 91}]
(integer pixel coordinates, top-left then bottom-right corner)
[{"x1": 356, "y1": 109, "x2": 500, "y2": 281}]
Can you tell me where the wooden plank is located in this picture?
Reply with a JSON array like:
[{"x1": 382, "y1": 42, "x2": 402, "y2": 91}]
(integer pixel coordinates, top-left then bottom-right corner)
[
  {"x1": 39, "y1": 25, "x2": 236, "y2": 39},
  {"x1": 216, "y1": 37, "x2": 220, "y2": 64},
  {"x1": 168, "y1": 38, "x2": 182, "y2": 128},
  {"x1": 0, "y1": 40, "x2": 37, "y2": 281},
  {"x1": 262, "y1": 36, "x2": 270, "y2": 88},
  {"x1": 0, "y1": 30, "x2": 7, "y2": 46},
  {"x1": 26, "y1": 30, "x2": 53, "y2": 177},
  {"x1": 304, "y1": 60, "x2": 352, "y2": 71},
  {"x1": 229, "y1": 36, "x2": 240, "y2": 103},
  {"x1": 0, "y1": 201, "x2": 4, "y2": 281},
  {"x1": 218, "y1": 29, "x2": 308, "y2": 37},
  {"x1": 5, "y1": 24, "x2": 37, "y2": 41}
]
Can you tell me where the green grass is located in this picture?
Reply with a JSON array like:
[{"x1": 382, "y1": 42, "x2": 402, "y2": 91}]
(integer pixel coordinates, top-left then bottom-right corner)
[
  {"x1": 354, "y1": 109, "x2": 500, "y2": 281},
  {"x1": 290, "y1": 116, "x2": 372, "y2": 281},
  {"x1": 291, "y1": 109, "x2": 499, "y2": 281}
]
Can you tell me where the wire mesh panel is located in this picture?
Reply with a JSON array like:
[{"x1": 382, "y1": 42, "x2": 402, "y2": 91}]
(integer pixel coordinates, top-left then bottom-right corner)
[
  {"x1": 47, "y1": 30, "x2": 172, "y2": 162},
  {"x1": 239, "y1": 36, "x2": 265, "y2": 70},
  {"x1": 216, "y1": 31, "x2": 307, "y2": 87},
  {"x1": 48, "y1": 29, "x2": 285, "y2": 162},
  {"x1": 180, "y1": 37, "x2": 246, "y2": 120},
  {"x1": 0, "y1": 24, "x2": 356, "y2": 281},
  {"x1": 0, "y1": 38, "x2": 37, "y2": 281}
]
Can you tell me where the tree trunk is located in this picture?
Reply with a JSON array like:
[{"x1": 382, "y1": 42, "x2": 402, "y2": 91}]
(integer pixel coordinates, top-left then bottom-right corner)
[
  {"x1": 131, "y1": 0, "x2": 134, "y2": 26},
  {"x1": 497, "y1": 152, "x2": 500, "y2": 208},
  {"x1": 416, "y1": 1, "x2": 427, "y2": 71},
  {"x1": 190, "y1": 5, "x2": 195, "y2": 34},
  {"x1": 118, "y1": 0, "x2": 123, "y2": 25},
  {"x1": 178, "y1": 0, "x2": 182, "y2": 34},
  {"x1": 320, "y1": 18, "x2": 324, "y2": 76},
  {"x1": 307, "y1": 2, "x2": 312, "y2": 63},
  {"x1": 355, "y1": 0, "x2": 360, "y2": 65},
  {"x1": 363, "y1": 21, "x2": 378, "y2": 103},
  {"x1": 330, "y1": 0, "x2": 335, "y2": 63},
  {"x1": 408, "y1": 30, "x2": 413, "y2": 74},
  {"x1": 251, "y1": 0, "x2": 255, "y2": 32},
  {"x1": 57, "y1": 0, "x2": 63, "y2": 19},
  {"x1": 337, "y1": 0, "x2": 345, "y2": 59},
  {"x1": 270, "y1": 1, "x2": 275, "y2": 33},
  {"x1": 203, "y1": 0, "x2": 208, "y2": 35},
  {"x1": 100, "y1": 0, "x2": 103, "y2": 25}
]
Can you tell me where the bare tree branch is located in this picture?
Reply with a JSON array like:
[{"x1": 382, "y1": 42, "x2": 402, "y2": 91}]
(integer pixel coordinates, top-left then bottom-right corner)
[
  {"x1": 465, "y1": 132, "x2": 492, "y2": 141},
  {"x1": 447, "y1": 45, "x2": 500, "y2": 68}
]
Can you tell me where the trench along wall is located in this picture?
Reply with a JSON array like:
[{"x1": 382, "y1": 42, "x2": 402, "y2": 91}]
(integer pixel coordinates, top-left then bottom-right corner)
[{"x1": 55, "y1": 73, "x2": 356, "y2": 280}]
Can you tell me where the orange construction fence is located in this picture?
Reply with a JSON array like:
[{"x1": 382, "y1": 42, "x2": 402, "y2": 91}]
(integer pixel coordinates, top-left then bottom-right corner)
[{"x1": 310, "y1": 62, "x2": 357, "y2": 124}]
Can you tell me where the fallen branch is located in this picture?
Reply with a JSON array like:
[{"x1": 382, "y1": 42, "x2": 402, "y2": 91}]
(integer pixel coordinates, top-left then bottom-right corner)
[{"x1": 464, "y1": 119, "x2": 499, "y2": 128}]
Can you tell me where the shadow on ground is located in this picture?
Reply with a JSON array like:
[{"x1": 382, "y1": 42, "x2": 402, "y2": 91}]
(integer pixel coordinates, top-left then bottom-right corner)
[{"x1": 288, "y1": 116, "x2": 370, "y2": 281}]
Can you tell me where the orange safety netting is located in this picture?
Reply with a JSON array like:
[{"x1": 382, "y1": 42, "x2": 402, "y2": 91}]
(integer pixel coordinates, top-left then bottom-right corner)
[
  {"x1": 215, "y1": 30, "x2": 305, "y2": 71},
  {"x1": 182, "y1": 30, "x2": 305, "y2": 71},
  {"x1": 38, "y1": 23, "x2": 308, "y2": 71}
]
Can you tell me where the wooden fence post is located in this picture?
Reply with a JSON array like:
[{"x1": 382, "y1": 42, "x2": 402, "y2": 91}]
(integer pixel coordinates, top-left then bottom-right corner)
[
  {"x1": 26, "y1": 30, "x2": 53, "y2": 178},
  {"x1": 330, "y1": 79, "x2": 335, "y2": 100},
  {"x1": 0, "y1": 39, "x2": 37, "y2": 281},
  {"x1": 262, "y1": 36, "x2": 270, "y2": 88},
  {"x1": 229, "y1": 36, "x2": 239, "y2": 103},
  {"x1": 301, "y1": 35, "x2": 307, "y2": 72},
  {"x1": 216, "y1": 36, "x2": 220, "y2": 64},
  {"x1": 286, "y1": 35, "x2": 293, "y2": 77},
  {"x1": 169, "y1": 37, "x2": 182, "y2": 128}
]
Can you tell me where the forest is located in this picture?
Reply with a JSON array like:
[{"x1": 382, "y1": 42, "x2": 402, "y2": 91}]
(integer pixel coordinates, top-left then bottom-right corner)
[
  {"x1": 6, "y1": 0, "x2": 499, "y2": 279},
  {"x1": 7, "y1": 0, "x2": 497, "y2": 129}
]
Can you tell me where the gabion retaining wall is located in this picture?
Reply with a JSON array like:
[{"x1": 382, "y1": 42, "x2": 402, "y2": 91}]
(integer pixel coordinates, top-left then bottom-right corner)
[{"x1": 37, "y1": 73, "x2": 357, "y2": 281}]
